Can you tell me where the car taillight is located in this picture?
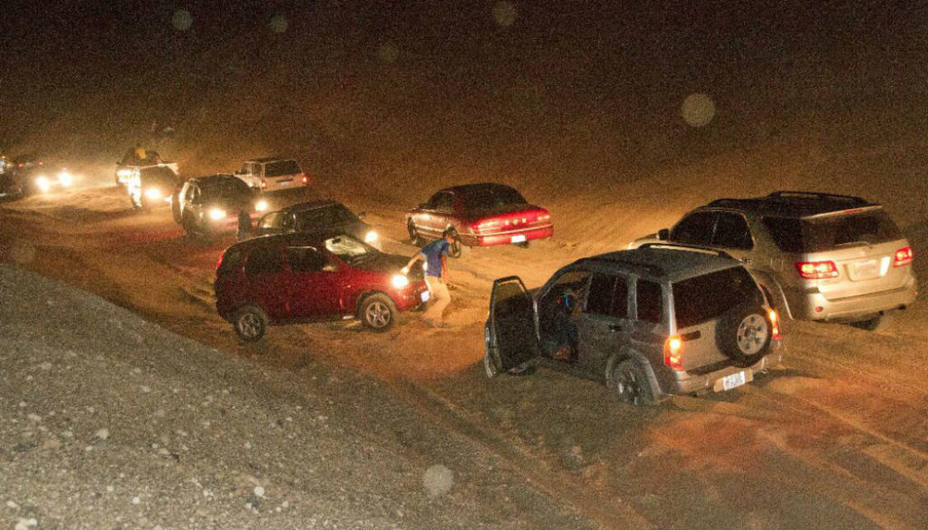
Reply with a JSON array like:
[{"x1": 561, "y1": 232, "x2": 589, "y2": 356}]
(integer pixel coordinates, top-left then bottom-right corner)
[
  {"x1": 769, "y1": 309, "x2": 781, "y2": 341},
  {"x1": 301, "y1": 173, "x2": 309, "y2": 185},
  {"x1": 215, "y1": 253, "x2": 224, "y2": 271},
  {"x1": 473, "y1": 219, "x2": 501, "y2": 232},
  {"x1": 795, "y1": 260, "x2": 839, "y2": 280},
  {"x1": 663, "y1": 335, "x2": 684, "y2": 370},
  {"x1": 260, "y1": 179, "x2": 267, "y2": 190},
  {"x1": 894, "y1": 246, "x2": 913, "y2": 267},
  {"x1": 538, "y1": 213, "x2": 551, "y2": 222}
]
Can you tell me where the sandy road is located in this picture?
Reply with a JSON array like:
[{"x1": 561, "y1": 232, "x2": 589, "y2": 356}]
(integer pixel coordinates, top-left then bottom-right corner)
[{"x1": 2, "y1": 183, "x2": 927, "y2": 529}]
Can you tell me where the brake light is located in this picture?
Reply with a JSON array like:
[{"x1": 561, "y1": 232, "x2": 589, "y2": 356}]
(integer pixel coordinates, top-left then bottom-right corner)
[
  {"x1": 215, "y1": 253, "x2": 224, "y2": 271},
  {"x1": 663, "y1": 335, "x2": 684, "y2": 370},
  {"x1": 795, "y1": 261, "x2": 839, "y2": 280},
  {"x1": 893, "y1": 246, "x2": 913, "y2": 267},
  {"x1": 260, "y1": 178, "x2": 267, "y2": 190},
  {"x1": 301, "y1": 173, "x2": 309, "y2": 185},
  {"x1": 473, "y1": 219, "x2": 501, "y2": 232},
  {"x1": 769, "y1": 310, "x2": 781, "y2": 341},
  {"x1": 538, "y1": 213, "x2": 551, "y2": 222}
]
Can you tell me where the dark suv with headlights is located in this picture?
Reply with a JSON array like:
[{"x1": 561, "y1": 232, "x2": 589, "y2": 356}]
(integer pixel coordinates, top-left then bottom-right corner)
[
  {"x1": 173, "y1": 174, "x2": 264, "y2": 241},
  {"x1": 484, "y1": 244, "x2": 782, "y2": 405},
  {"x1": 629, "y1": 191, "x2": 917, "y2": 330},
  {"x1": 254, "y1": 200, "x2": 382, "y2": 250},
  {"x1": 215, "y1": 231, "x2": 430, "y2": 341}
]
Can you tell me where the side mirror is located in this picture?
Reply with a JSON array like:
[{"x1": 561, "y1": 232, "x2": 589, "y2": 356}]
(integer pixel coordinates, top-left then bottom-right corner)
[{"x1": 657, "y1": 228, "x2": 670, "y2": 240}]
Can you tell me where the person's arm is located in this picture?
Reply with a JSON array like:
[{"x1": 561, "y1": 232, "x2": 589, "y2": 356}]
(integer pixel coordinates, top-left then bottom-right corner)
[{"x1": 402, "y1": 252, "x2": 423, "y2": 275}]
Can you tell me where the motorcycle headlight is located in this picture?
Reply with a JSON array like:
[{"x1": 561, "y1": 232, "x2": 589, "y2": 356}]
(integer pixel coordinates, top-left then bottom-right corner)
[
  {"x1": 390, "y1": 274, "x2": 409, "y2": 289},
  {"x1": 208, "y1": 208, "x2": 227, "y2": 221},
  {"x1": 144, "y1": 187, "x2": 163, "y2": 200},
  {"x1": 364, "y1": 230, "x2": 379, "y2": 243},
  {"x1": 255, "y1": 199, "x2": 269, "y2": 212}
]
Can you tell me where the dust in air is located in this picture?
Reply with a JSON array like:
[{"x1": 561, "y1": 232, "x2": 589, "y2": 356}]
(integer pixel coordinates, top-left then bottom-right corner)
[
  {"x1": 681, "y1": 93, "x2": 716, "y2": 127},
  {"x1": 171, "y1": 9, "x2": 193, "y2": 32}
]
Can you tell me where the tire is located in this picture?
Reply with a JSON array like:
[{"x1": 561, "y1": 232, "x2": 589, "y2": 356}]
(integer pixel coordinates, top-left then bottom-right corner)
[
  {"x1": 850, "y1": 313, "x2": 893, "y2": 332},
  {"x1": 233, "y1": 305, "x2": 268, "y2": 342},
  {"x1": 171, "y1": 193, "x2": 182, "y2": 223},
  {"x1": 407, "y1": 220, "x2": 423, "y2": 246},
  {"x1": 719, "y1": 306, "x2": 771, "y2": 367},
  {"x1": 610, "y1": 359, "x2": 656, "y2": 406},
  {"x1": 448, "y1": 229, "x2": 463, "y2": 259},
  {"x1": 359, "y1": 293, "x2": 397, "y2": 332}
]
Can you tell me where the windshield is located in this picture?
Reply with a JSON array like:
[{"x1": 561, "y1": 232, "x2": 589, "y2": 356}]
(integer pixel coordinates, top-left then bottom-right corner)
[
  {"x1": 295, "y1": 204, "x2": 358, "y2": 229},
  {"x1": 265, "y1": 160, "x2": 301, "y2": 177},
  {"x1": 461, "y1": 186, "x2": 527, "y2": 213},
  {"x1": 763, "y1": 210, "x2": 902, "y2": 253},
  {"x1": 324, "y1": 235, "x2": 378, "y2": 265},
  {"x1": 201, "y1": 178, "x2": 250, "y2": 200}
]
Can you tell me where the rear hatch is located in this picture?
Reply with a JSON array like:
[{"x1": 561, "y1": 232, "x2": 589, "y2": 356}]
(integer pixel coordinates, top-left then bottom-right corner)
[
  {"x1": 670, "y1": 266, "x2": 766, "y2": 370},
  {"x1": 764, "y1": 208, "x2": 913, "y2": 299},
  {"x1": 263, "y1": 160, "x2": 304, "y2": 190}
]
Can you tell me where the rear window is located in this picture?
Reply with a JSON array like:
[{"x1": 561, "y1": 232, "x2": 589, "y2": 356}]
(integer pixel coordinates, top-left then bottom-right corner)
[
  {"x1": 295, "y1": 205, "x2": 358, "y2": 229},
  {"x1": 461, "y1": 186, "x2": 527, "y2": 213},
  {"x1": 217, "y1": 247, "x2": 243, "y2": 276},
  {"x1": 265, "y1": 160, "x2": 301, "y2": 177},
  {"x1": 763, "y1": 210, "x2": 902, "y2": 253},
  {"x1": 672, "y1": 267, "x2": 762, "y2": 328}
]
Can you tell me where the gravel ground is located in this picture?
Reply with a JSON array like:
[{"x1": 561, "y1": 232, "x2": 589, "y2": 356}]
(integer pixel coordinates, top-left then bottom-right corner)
[{"x1": 0, "y1": 263, "x2": 591, "y2": 530}]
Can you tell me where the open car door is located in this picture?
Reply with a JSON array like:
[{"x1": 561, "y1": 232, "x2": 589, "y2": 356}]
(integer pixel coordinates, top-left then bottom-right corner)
[{"x1": 487, "y1": 276, "x2": 540, "y2": 374}]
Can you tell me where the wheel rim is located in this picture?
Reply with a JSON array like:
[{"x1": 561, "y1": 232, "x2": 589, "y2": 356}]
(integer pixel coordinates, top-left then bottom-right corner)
[
  {"x1": 736, "y1": 314, "x2": 768, "y2": 355},
  {"x1": 407, "y1": 222, "x2": 418, "y2": 242},
  {"x1": 236, "y1": 312, "x2": 262, "y2": 339},
  {"x1": 616, "y1": 367, "x2": 641, "y2": 405},
  {"x1": 365, "y1": 300, "x2": 392, "y2": 328},
  {"x1": 450, "y1": 236, "x2": 462, "y2": 258}
]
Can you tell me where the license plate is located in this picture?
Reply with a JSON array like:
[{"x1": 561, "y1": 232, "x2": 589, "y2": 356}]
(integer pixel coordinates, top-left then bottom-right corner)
[
  {"x1": 511, "y1": 234, "x2": 526, "y2": 244},
  {"x1": 852, "y1": 260, "x2": 879, "y2": 280},
  {"x1": 420, "y1": 291, "x2": 430, "y2": 303},
  {"x1": 721, "y1": 370, "x2": 747, "y2": 391}
]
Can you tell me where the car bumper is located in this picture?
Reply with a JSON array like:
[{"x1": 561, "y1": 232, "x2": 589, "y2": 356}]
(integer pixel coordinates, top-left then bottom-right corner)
[
  {"x1": 784, "y1": 276, "x2": 917, "y2": 322},
  {"x1": 463, "y1": 225, "x2": 554, "y2": 247},
  {"x1": 394, "y1": 282, "x2": 430, "y2": 311},
  {"x1": 662, "y1": 341, "x2": 783, "y2": 396}
]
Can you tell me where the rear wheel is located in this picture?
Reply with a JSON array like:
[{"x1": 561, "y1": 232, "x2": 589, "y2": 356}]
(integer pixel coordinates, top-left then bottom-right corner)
[
  {"x1": 360, "y1": 293, "x2": 397, "y2": 332},
  {"x1": 611, "y1": 359, "x2": 656, "y2": 406},
  {"x1": 407, "y1": 220, "x2": 423, "y2": 246},
  {"x1": 233, "y1": 305, "x2": 268, "y2": 342},
  {"x1": 448, "y1": 229, "x2": 463, "y2": 258},
  {"x1": 720, "y1": 306, "x2": 771, "y2": 366}
]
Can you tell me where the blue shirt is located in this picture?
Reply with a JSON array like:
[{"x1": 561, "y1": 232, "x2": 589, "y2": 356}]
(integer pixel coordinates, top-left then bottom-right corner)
[{"x1": 420, "y1": 239, "x2": 450, "y2": 278}]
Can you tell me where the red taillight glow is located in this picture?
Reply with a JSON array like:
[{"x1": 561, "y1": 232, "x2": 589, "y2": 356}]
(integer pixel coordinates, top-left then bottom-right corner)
[
  {"x1": 474, "y1": 219, "x2": 501, "y2": 232},
  {"x1": 538, "y1": 213, "x2": 551, "y2": 222},
  {"x1": 260, "y1": 179, "x2": 267, "y2": 190},
  {"x1": 215, "y1": 253, "x2": 224, "y2": 271},
  {"x1": 769, "y1": 310, "x2": 781, "y2": 341},
  {"x1": 894, "y1": 247, "x2": 913, "y2": 267},
  {"x1": 301, "y1": 173, "x2": 309, "y2": 185},
  {"x1": 795, "y1": 260, "x2": 839, "y2": 280},
  {"x1": 663, "y1": 336, "x2": 684, "y2": 370}
]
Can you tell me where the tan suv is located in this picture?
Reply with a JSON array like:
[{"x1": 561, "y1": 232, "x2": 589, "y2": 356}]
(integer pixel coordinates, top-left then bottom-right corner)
[{"x1": 629, "y1": 191, "x2": 917, "y2": 330}]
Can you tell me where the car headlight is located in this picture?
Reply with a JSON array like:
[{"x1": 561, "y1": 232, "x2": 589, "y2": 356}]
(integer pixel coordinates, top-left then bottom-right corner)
[
  {"x1": 144, "y1": 187, "x2": 163, "y2": 200},
  {"x1": 208, "y1": 208, "x2": 227, "y2": 221},
  {"x1": 57, "y1": 171, "x2": 72, "y2": 186},
  {"x1": 35, "y1": 176, "x2": 50, "y2": 192},
  {"x1": 255, "y1": 199, "x2": 269, "y2": 212},
  {"x1": 364, "y1": 230, "x2": 379, "y2": 243},
  {"x1": 390, "y1": 274, "x2": 409, "y2": 289}
]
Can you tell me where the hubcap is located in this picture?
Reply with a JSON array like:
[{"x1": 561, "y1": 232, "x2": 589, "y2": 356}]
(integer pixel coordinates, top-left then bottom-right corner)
[
  {"x1": 237, "y1": 313, "x2": 262, "y2": 339},
  {"x1": 736, "y1": 314, "x2": 768, "y2": 355},
  {"x1": 365, "y1": 301, "x2": 391, "y2": 328}
]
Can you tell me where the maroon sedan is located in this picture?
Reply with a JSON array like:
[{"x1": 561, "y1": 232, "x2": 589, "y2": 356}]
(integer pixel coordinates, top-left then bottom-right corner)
[
  {"x1": 215, "y1": 231, "x2": 430, "y2": 341},
  {"x1": 405, "y1": 183, "x2": 553, "y2": 257}
]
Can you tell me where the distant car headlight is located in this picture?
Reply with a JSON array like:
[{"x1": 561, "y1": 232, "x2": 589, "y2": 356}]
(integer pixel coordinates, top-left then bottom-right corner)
[
  {"x1": 57, "y1": 171, "x2": 72, "y2": 187},
  {"x1": 364, "y1": 230, "x2": 379, "y2": 244},
  {"x1": 390, "y1": 274, "x2": 409, "y2": 289},
  {"x1": 255, "y1": 199, "x2": 269, "y2": 212},
  {"x1": 208, "y1": 208, "x2": 227, "y2": 221},
  {"x1": 144, "y1": 187, "x2": 163, "y2": 200},
  {"x1": 35, "y1": 175, "x2": 50, "y2": 192}
]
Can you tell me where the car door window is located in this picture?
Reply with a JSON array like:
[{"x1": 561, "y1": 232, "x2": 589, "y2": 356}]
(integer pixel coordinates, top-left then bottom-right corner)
[
  {"x1": 539, "y1": 270, "x2": 591, "y2": 329},
  {"x1": 585, "y1": 274, "x2": 629, "y2": 318},
  {"x1": 712, "y1": 212, "x2": 753, "y2": 249},
  {"x1": 287, "y1": 246, "x2": 329, "y2": 272},
  {"x1": 258, "y1": 212, "x2": 281, "y2": 230},
  {"x1": 670, "y1": 212, "x2": 716, "y2": 245},
  {"x1": 433, "y1": 192, "x2": 454, "y2": 214},
  {"x1": 635, "y1": 279, "x2": 663, "y2": 323},
  {"x1": 245, "y1": 246, "x2": 284, "y2": 277}
]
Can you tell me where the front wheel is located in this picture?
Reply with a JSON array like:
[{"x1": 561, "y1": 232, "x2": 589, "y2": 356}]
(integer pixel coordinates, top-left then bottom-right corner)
[
  {"x1": 233, "y1": 305, "x2": 268, "y2": 342},
  {"x1": 359, "y1": 293, "x2": 397, "y2": 332},
  {"x1": 610, "y1": 359, "x2": 656, "y2": 406}
]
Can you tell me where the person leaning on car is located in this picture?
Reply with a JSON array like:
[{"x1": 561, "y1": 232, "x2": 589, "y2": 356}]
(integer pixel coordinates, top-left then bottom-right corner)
[{"x1": 403, "y1": 228, "x2": 454, "y2": 328}]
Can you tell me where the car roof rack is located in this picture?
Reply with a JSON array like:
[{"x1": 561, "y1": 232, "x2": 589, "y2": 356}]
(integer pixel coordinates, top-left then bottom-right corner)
[
  {"x1": 637, "y1": 242, "x2": 734, "y2": 260},
  {"x1": 576, "y1": 256, "x2": 666, "y2": 277},
  {"x1": 765, "y1": 190, "x2": 869, "y2": 205}
]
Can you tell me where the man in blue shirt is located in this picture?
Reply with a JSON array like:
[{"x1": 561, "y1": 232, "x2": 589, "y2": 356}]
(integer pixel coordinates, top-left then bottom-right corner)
[{"x1": 403, "y1": 229, "x2": 455, "y2": 328}]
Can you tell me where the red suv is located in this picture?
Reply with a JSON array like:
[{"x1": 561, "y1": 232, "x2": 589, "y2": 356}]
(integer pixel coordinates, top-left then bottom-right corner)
[
  {"x1": 215, "y1": 231, "x2": 430, "y2": 341},
  {"x1": 405, "y1": 183, "x2": 553, "y2": 257}
]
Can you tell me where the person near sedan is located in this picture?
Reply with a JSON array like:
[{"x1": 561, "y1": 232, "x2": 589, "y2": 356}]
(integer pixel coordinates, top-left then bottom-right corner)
[{"x1": 403, "y1": 229, "x2": 454, "y2": 328}]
